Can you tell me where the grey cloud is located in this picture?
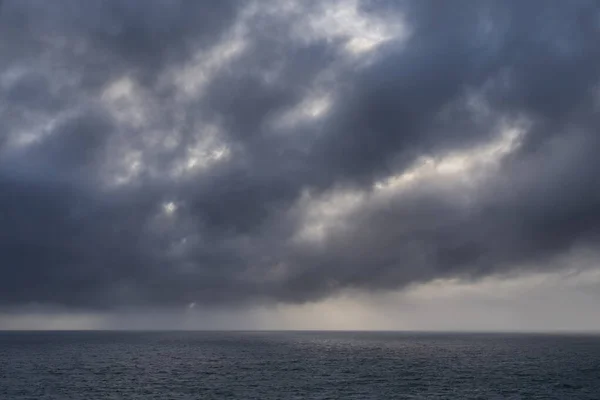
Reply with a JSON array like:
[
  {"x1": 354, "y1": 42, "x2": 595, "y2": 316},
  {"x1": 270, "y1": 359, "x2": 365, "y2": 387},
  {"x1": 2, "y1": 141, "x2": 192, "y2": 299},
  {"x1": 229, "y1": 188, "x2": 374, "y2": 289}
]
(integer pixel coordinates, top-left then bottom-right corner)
[{"x1": 1, "y1": 0, "x2": 600, "y2": 310}]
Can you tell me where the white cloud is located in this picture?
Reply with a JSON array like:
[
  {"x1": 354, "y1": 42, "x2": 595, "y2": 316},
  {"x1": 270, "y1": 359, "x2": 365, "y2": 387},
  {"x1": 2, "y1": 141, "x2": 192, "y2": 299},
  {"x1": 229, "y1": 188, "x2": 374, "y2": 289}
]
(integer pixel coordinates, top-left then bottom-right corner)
[
  {"x1": 169, "y1": 124, "x2": 231, "y2": 180},
  {"x1": 291, "y1": 0, "x2": 410, "y2": 56},
  {"x1": 165, "y1": 5, "x2": 253, "y2": 101},
  {"x1": 271, "y1": 92, "x2": 333, "y2": 130},
  {"x1": 101, "y1": 76, "x2": 148, "y2": 129},
  {"x1": 293, "y1": 124, "x2": 525, "y2": 247}
]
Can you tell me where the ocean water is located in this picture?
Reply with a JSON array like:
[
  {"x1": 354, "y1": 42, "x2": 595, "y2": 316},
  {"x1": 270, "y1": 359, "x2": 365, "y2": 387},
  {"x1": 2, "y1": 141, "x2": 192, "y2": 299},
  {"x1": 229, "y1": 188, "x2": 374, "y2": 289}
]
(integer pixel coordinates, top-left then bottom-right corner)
[{"x1": 1, "y1": 331, "x2": 600, "y2": 399}]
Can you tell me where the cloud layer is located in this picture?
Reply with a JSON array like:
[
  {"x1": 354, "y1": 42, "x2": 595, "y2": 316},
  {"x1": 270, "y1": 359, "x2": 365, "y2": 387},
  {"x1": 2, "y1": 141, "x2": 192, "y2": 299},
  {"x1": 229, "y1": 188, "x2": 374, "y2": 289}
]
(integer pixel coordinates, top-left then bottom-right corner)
[{"x1": 1, "y1": 0, "x2": 600, "y2": 310}]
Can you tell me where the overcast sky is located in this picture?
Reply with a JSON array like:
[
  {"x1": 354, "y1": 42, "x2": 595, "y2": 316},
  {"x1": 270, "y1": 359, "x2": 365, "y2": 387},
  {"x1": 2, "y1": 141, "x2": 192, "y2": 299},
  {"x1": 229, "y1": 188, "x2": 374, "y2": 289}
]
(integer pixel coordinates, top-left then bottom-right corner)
[{"x1": 1, "y1": 0, "x2": 600, "y2": 331}]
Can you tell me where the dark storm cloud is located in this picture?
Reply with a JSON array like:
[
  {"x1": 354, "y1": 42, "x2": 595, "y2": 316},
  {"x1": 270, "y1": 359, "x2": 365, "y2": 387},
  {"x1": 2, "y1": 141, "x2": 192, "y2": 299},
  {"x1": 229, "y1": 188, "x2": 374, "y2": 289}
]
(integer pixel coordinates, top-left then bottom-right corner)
[{"x1": 1, "y1": 0, "x2": 600, "y2": 309}]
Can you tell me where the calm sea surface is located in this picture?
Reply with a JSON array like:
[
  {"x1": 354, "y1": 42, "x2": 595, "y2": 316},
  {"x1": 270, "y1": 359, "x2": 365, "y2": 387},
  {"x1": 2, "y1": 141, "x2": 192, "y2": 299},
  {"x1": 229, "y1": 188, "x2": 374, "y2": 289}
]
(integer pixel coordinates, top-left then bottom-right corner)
[{"x1": 1, "y1": 331, "x2": 599, "y2": 399}]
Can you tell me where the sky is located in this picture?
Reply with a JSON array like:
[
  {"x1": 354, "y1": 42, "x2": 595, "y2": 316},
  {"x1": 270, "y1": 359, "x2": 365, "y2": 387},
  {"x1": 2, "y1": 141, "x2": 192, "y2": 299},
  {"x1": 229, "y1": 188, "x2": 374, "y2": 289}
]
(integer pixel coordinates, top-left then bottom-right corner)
[{"x1": 1, "y1": 0, "x2": 600, "y2": 331}]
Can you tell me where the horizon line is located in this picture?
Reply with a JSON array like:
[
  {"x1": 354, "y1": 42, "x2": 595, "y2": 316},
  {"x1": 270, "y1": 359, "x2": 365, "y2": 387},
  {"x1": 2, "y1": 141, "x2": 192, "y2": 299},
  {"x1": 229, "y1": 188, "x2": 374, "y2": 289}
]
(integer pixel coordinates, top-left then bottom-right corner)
[{"x1": 2, "y1": 329, "x2": 600, "y2": 335}]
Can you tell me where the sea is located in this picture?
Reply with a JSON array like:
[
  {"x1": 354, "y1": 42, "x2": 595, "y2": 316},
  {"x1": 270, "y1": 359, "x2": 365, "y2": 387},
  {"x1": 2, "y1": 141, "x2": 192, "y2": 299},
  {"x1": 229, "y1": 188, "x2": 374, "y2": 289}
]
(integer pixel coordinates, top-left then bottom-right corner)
[{"x1": 1, "y1": 331, "x2": 599, "y2": 399}]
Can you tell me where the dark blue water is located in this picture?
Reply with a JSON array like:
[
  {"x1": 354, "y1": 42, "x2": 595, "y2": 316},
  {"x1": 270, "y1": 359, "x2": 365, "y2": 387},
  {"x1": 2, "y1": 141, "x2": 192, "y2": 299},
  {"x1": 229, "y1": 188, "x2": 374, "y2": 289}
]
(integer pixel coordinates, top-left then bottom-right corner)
[{"x1": 1, "y1": 331, "x2": 600, "y2": 399}]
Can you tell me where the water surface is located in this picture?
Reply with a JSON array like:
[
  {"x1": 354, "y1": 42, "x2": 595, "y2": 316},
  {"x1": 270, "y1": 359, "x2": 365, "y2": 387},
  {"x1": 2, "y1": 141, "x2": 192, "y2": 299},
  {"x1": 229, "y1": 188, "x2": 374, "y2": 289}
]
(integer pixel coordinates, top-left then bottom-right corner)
[{"x1": 1, "y1": 331, "x2": 599, "y2": 399}]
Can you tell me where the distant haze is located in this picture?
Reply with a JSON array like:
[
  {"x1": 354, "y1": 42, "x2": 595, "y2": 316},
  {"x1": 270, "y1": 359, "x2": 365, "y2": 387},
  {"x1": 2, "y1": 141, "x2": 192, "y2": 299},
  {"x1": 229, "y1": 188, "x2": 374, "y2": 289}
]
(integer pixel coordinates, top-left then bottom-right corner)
[{"x1": 1, "y1": 0, "x2": 600, "y2": 330}]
